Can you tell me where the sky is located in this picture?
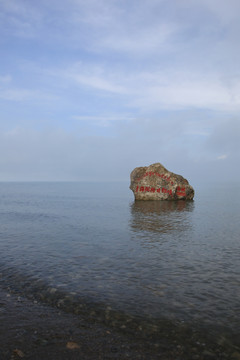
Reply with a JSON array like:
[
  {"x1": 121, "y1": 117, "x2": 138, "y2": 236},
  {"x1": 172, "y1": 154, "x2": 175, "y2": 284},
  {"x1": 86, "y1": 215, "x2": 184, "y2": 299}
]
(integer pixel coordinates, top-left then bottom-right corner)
[{"x1": 0, "y1": 0, "x2": 240, "y2": 183}]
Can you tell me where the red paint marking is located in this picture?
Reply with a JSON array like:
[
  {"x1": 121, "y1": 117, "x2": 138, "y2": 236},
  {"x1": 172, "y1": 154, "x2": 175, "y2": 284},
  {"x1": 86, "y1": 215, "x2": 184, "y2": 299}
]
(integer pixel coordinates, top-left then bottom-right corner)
[
  {"x1": 176, "y1": 187, "x2": 186, "y2": 196},
  {"x1": 136, "y1": 186, "x2": 173, "y2": 196},
  {"x1": 137, "y1": 171, "x2": 175, "y2": 184}
]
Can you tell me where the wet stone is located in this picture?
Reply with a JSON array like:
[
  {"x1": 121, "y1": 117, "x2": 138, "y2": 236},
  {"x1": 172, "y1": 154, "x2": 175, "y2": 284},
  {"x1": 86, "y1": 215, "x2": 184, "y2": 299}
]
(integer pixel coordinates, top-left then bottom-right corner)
[
  {"x1": 232, "y1": 352, "x2": 240, "y2": 360},
  {"x1": 202, "y1": 350, "x2": 217, "y2": 359}
]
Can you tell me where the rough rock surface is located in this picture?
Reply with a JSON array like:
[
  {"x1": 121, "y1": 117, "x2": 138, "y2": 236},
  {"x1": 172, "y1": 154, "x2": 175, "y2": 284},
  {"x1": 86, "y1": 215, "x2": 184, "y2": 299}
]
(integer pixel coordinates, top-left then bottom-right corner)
[{"x1": 130, "y1": 163, "x2": 194, "y2": 200}]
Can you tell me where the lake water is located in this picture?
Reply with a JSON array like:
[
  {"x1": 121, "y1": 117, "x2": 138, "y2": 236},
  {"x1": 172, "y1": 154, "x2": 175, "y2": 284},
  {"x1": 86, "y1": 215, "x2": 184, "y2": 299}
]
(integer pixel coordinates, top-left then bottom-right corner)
[{"x1": 0, "y1": 182, "x2": 239, "y2": 342}]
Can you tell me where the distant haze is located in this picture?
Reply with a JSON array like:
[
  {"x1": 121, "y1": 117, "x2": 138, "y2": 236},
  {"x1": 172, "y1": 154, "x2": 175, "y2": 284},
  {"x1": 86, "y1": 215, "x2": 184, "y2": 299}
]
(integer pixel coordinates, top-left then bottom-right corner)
[{"x1": 0, "y1": 0, "x2": 240, "y2": 183}]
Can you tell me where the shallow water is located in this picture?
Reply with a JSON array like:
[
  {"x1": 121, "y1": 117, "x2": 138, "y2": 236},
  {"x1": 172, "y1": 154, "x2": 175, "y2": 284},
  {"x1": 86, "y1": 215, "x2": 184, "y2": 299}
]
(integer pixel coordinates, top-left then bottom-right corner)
[{"x1": 0, "y1": 181, "x2": 239, "y2": 338}]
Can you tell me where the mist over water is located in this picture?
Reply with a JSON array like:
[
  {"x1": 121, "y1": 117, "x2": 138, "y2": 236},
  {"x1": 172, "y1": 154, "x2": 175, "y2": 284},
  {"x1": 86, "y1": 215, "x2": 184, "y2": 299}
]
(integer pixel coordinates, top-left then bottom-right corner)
[{"x1": 0, "y1": 182, "x2": 239, "y2": 336}]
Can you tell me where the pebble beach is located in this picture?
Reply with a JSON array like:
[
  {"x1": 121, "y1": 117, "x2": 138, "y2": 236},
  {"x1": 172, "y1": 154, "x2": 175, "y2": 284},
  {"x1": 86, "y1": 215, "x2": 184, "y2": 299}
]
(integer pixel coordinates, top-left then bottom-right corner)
[{"x1": 1, "y1": 286, "x2": 239, "y2": 360}]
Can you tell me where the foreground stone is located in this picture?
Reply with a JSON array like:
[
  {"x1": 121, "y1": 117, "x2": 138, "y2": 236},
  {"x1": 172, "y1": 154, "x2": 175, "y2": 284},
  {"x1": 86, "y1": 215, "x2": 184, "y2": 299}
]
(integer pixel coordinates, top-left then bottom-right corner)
[{"x1": 130, "y1": 163, "x2": 194, "y2": 200}]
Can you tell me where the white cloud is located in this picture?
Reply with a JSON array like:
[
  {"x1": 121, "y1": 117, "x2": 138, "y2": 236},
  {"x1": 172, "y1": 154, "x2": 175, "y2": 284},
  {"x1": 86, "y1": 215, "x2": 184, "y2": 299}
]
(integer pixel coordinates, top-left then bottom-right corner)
[
  {"x1": 0, "y1": 75, "x2": 35, "y2": 101},
  {"x1": 0, "y1": 75, "x2": 12, "y2": 83},
  {"x1": 0, "y1": 0, "x2": 42, "y2": 38},
  {"x1": 73, "y1": 115, "x2": 135, "y2": 127},
  {"x1": 131, "y1": 73, "x2": 240, "y2": 111},
  {"x1": 70, "y1": 72, "x2": 125, "y2": 94},
  {"x1": 194, "y1": 0, "x2": 240, "y2": 24},
  {"x1": 0, "y1": 73, "x2": 59, "y2": 103},
  {"x1": 99, "y1": 23, "x2": 177, "y2": 54},
  {"x1": 0, "y1": 88, "x2": 33, "y2": 101},
  {"x1": 217, "y1": 154, "x2": 228, "y2": 160},
  {"x1": 44, "y1": 62, "x2": 127, "y2": 95},
  {"x1": 39, "y1": 62, "x2": 240, "y2": 112}
]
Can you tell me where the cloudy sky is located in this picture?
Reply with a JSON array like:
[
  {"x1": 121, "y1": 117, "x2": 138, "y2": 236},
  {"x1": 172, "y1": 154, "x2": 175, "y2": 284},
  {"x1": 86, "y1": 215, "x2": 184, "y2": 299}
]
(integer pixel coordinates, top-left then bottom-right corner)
[{"x1": 0, "y1": 0, "x2": 240, "y2": 183}]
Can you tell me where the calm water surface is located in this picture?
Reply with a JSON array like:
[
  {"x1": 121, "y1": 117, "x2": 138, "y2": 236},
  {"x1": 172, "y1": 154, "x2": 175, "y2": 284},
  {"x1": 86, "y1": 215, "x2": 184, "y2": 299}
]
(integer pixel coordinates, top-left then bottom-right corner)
[{"x1": 0, "y1": 182, "x2": 239, "y2": 336}]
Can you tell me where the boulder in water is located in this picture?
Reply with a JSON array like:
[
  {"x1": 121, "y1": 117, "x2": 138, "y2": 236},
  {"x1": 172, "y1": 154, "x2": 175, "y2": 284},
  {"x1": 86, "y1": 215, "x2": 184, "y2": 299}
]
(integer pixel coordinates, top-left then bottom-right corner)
[{"x1": 130, "y1": 163, "x2": 194, "y2": 200}]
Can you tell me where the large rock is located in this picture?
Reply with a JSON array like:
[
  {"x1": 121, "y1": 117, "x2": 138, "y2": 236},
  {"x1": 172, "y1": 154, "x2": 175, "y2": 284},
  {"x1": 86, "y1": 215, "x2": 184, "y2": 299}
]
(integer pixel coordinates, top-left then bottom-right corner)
[{"x1": 130, "y1": 163, "x2": 194, "y2": 200}]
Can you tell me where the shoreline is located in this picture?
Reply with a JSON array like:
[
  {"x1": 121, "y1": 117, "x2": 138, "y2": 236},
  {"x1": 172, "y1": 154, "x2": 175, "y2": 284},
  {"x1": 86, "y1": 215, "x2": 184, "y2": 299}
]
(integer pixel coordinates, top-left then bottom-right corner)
[
  {"x1": 0, "y1": 287, "x2": 159, "y2": 360},
  {"x1": 0, "y1": 287, "x2": 239, "y2": 359}
]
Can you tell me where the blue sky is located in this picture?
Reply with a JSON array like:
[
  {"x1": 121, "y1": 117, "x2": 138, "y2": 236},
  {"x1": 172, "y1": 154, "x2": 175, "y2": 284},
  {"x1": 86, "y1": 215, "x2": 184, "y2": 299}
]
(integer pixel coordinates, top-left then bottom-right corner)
[{"x1": 0, "y1": 0, "x2": 240, "y2": 183}]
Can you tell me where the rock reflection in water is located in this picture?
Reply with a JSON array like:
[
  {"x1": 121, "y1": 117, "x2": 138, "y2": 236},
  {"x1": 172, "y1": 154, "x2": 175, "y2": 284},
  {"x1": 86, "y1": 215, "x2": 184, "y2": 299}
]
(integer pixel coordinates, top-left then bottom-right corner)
[{"x1": 130, "y1": 200, "x2": 194, "y2": 237}]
